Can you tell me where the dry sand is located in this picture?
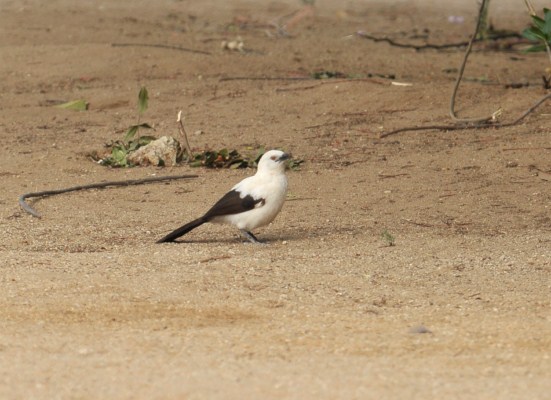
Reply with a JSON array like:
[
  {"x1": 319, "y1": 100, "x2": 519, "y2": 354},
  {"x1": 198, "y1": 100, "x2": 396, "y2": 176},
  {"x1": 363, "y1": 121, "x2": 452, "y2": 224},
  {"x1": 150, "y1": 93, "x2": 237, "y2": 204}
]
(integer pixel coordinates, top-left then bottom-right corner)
[{"x1": 0, "y1": 0, "x2": 550, "y2": 398}]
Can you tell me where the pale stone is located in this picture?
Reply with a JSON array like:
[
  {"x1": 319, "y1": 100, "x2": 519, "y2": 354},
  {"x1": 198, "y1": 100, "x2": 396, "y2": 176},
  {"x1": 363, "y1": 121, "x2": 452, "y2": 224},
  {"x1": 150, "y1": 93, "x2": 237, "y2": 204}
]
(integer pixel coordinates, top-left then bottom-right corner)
[{"x1": 127, "y1": 136, "x2": 180, "y2": 167}]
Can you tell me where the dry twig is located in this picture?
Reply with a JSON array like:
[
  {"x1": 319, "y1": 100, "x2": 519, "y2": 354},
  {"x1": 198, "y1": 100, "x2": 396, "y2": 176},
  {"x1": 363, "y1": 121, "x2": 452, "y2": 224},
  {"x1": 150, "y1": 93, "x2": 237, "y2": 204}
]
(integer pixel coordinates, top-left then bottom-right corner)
[
  {"x1": 380, "y1": 0, "x2": 551, "y2": 138},
  {"x1": 177, "y1": 111, "x2": 194, "y2": 159},
  {"x1": 112, "y1": 43, "x2": 211, "y2": 55},
  {"x1": 502, "y1": 146, "x2": 551, "y2": 151},
  {"x1": 355, "y1": 31, "x2": 520, "y2": 51},
  {"x1": 219, "y1": 76, "x2": 310, "y2": 82},
  {"x1": 380, "y1": 92, "x2": 551, "y2": 138},
  {"x1": 275, "y1": 77, "x2": 386, "y2": 92},
  {"x1": 449, "y1": 0, "x2": 499, "y2": 124},
  {"x1": 19, "y1": 175, "x2": 198, "y2": 218},
  {"x1": 199, "y1": 255, "x2": 232, "y2": 263},
  {"x1": 356, "y1": 31, "x2": 471, "y2": 50}
]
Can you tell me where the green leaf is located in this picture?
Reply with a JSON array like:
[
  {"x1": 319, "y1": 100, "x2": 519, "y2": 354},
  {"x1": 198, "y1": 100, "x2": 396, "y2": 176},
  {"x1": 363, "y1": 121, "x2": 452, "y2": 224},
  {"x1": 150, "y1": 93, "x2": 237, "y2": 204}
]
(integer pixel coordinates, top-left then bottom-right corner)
[
  {"x1": 218, "y1": 148, "x2": 229, "y2": 159},
  {"x1": 229, "y1": 161, "x2": 244, "y2": 169},
  {"x1": 124, "y1": 125, "x2": 139, "y2": 141},
  {"x1": 543, "y1": 8, "x2": 551, "y2": 36},
  {"x1": 124, "y1": 123, "x2": 153, "y2": 142},
  {"x1": 531, "y1": 14, "x2": 546, "y2": 31},
  {"x1": 137, "y1": 135, "x2": 156, "y2": 146},
  {"x1": 204, "y1": 151, "x2": 217, "y2": 165},
  {"x1": 111, "y1": 147, "x2": 129, "y2": 167},
  {"x1": 522, "y1": 26, "x2": 545, "y2": 41},
  {"x1": 138, "y1": 87, "x2": 149, "y2": 115},
  {"x1": 127, "y1": 141, "x2": 140, "y2": 151},
  {"x1": 137, "y1": 123, "x2": 154, "y2": 130},
  {"x1": 56, "y1": 99, "x2": 88, "y2": 111},
  {"x1": 287, "y1": 158, "x2": 304, "y2": 171},
  {"x1": 524, "y1": 43, "x2": 548, "y2": 52},
  {"x1": 311, "y1": 70, "x2": 347, "y2": 79},
  {"x1": 254, "y1": 146, "x2": 266, "y2": 164}
]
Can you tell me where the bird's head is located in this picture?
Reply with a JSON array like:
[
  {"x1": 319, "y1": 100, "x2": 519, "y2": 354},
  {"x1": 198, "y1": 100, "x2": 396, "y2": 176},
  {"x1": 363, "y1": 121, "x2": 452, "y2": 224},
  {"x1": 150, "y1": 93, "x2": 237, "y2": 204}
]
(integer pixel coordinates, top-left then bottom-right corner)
[{"x1": 257, "y1": 149, "x2": 290, "y2": 174}]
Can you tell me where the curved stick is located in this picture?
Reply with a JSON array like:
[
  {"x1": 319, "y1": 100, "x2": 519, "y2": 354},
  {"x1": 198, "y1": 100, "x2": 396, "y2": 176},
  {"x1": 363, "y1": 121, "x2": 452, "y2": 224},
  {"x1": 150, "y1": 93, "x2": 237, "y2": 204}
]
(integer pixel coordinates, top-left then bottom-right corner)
[
  {"x1": 381, "y1": 92, "x2": 551, "y2": 138},
  {"x1": 19, "y1": 174, "x2": 198, "y2": 218},
  {"x1": 449, "y1": 0, "x2": 499, "y2": 124},
  {"x1": 112, "y1": 43, "x2": 211, "y2": 56}
]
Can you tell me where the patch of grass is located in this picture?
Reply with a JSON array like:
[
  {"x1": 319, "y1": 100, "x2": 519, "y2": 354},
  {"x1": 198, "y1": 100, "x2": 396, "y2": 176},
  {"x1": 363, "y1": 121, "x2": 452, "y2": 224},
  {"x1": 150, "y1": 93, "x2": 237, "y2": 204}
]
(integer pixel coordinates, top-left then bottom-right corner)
[
  {"x1": 381, "y1": 230, "x2": 396, "y2": 247},
  {"x1": 98, "y1": 87, "x2": 155, "y2": 167}
]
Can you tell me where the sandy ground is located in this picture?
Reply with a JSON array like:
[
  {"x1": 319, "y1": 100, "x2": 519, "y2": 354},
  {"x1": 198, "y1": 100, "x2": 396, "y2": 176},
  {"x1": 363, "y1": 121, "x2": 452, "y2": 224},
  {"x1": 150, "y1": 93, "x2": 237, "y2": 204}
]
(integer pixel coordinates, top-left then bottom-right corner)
[{"x1": 1, "y1": 0, "x2": 550, "y2": 398}]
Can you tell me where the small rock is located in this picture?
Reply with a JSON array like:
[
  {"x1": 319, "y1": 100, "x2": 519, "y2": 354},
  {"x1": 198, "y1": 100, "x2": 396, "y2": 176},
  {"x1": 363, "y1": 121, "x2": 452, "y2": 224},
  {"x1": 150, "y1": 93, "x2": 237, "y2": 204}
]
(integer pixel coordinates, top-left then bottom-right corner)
[
  {"x1": 505, "y1": 161, "x2": 518, "y2": 168},
  {"x1": 222, "y1": 37, "x2": 245, "y2": 52},
  {"x1": 409, "y1": 325, "x2": 432, "y2": 334},
  {"x1": 127, "y1": 136, "x2": 181, "y2": 167}
]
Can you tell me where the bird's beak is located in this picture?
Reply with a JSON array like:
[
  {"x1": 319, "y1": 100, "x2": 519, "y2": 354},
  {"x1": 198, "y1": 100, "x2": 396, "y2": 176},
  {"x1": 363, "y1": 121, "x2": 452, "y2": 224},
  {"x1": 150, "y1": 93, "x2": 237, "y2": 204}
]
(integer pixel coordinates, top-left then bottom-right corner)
[{"x1": 279, "y1": 153, "x2": 290, "y2": 161}]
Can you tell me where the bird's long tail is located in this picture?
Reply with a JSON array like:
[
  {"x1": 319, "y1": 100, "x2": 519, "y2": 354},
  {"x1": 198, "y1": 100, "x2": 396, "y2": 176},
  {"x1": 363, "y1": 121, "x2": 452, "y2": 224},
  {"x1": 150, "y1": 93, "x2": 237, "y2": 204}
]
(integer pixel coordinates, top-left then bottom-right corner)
[{"x1": 156, "y1": 217, "x2": 207, "y2": 243}]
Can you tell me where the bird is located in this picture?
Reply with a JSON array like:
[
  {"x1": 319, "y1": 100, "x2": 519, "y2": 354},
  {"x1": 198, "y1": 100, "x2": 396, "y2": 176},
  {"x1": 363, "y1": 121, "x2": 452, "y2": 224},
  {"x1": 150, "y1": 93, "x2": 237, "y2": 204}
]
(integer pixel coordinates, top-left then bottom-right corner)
[{"x1": 157, "y1": 149, "x2": 290, "y2": 244}]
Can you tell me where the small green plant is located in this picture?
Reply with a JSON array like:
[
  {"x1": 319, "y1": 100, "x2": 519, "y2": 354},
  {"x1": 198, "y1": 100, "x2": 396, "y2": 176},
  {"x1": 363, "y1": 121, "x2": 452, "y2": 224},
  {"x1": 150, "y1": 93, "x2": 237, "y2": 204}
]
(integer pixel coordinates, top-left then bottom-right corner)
[
  {"x1": 381, "y1": 230, "x2": 396, "y2": 247},
  {"x1": 522, "y1": 8, "x2": 551, "y2": 55},
  {"x1": 311, "y1": 70, "x2": 347, "y2": 79},
  {"x1": 286, "y1": 157, "x2": 304, "y2": 171},
  {"x1": 522, "y1": 7, "x2": 551, "y2": 88},
  {"x1": 188, "y1": 146, "x2": 304, "y2": 170},
  {"x1": 95, "y1": 99, "x2": 304, "y2": 169},
  {"x1": 99, "y1": 87, "x2": 156, "y2": 167},
  {"x1": 189, "y1": 148, "x2": 256, "y2": 169}
]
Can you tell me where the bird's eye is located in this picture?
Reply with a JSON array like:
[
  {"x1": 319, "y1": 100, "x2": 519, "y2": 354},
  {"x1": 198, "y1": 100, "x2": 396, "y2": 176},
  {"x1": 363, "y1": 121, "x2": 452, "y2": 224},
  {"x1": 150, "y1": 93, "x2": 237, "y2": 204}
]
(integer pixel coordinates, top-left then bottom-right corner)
[{"x1": 270, "y1": 155, "x2": 277, "y2": 161}]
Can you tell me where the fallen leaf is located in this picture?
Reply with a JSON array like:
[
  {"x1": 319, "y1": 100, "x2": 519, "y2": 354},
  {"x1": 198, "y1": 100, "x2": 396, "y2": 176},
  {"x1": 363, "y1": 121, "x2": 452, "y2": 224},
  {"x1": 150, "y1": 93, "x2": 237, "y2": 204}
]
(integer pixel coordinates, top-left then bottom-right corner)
[{"x1": 56, "y1": 99, "x2": 89, "y2": 111}]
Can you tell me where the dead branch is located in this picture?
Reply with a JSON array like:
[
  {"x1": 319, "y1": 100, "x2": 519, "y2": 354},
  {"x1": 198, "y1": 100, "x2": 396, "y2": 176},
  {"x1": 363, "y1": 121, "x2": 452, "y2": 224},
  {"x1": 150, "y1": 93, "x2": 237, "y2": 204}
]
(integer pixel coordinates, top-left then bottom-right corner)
[
  {"x1": 269, "y1": 3, "x2": 316, "y2": 37},
  {"x1": 19, "y1": 174, "x2": 198, "y2": 218},
  {"x1": 380, "y1": 124, "x2": 474, "y2": 138},
  {"x1": 112, "y1": 43, "x2": 211, "y2": 56},
  {"x1": 275, "y1": 84, "x2": 320, "y2": 92},
  {"x1": 380, "y1": 91, "x2": 551, "y2": 138},
  {"x1": 275, "y1": 77, "x2": 386, "y2": 92},
  {"x1": 523, "y1": 0, "x2": 537, "y2": 16},
  {"x1": 219, "y1": 76, "x2": 310, "y2": 82},
  {"x1": 356, "y1": 31, "x2": 471, "y2": 50},
  {"x1": 401, "y1": 219, "x2": 434, "y2": 228},
  {"x1": 378, "y1": 173, "x2": 410, "y2": 179},
  {"x1": 199, "y1": 255, "x2": 232, "y2": 263},
  {"x1": 449, "y1": 0, "x2": 499, "y2": 124},
  {"x1": 380, "y1": 0, "x2": 551, "y2": 138},
  {"x1": 177, "y1": 111, "x2": 194, "y2": 159},
  {"x1": 502, "y1": 147, "x2": 551, "y2": 151},
  {"x1": 355, "y1": 31, "x2": 521, "y2": 51}
]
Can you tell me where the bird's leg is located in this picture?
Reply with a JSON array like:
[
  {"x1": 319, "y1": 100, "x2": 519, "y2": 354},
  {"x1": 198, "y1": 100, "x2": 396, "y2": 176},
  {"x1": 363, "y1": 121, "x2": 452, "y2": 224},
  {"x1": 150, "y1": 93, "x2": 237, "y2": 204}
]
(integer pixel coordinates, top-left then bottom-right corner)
[{"x1": 240, "y1": 229, "x2": 263, "y2": 244}]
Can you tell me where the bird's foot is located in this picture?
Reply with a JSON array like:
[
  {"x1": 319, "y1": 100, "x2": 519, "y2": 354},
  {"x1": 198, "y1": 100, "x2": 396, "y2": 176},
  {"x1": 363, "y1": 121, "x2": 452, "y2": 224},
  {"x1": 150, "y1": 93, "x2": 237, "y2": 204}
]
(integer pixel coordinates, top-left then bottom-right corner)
[{"x1": 240, "y1": 230, "x2": 266, "y2": 244}]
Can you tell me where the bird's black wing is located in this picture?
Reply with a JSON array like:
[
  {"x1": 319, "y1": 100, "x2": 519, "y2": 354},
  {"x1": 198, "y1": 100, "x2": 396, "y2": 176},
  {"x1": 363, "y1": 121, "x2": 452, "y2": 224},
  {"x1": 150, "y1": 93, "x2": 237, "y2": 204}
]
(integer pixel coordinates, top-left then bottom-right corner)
[{"x1": 204, "y1": 190, "x2": 264, "y2": 219}]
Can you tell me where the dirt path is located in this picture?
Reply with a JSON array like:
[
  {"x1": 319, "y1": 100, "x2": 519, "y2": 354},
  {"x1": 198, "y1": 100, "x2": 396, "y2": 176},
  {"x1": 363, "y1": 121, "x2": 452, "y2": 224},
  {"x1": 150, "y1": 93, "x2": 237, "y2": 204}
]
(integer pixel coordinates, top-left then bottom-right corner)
[{"x1": 1, "y1": 1, "x2": 550, "y2": 398}]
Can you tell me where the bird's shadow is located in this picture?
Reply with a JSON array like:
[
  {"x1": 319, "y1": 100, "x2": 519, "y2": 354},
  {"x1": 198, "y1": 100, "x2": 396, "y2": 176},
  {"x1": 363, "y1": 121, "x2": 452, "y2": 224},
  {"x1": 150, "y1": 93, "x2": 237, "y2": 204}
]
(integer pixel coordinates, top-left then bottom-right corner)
[{"x1": 155, "y1": 226, "x2": 357, "y2": 245}]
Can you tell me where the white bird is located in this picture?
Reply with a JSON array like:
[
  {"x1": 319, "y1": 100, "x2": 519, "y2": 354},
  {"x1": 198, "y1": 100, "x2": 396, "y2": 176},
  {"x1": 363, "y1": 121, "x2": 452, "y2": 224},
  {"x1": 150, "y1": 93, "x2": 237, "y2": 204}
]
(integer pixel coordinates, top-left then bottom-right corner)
[{"x1": 157, "y1": 149, "x2": 290, "y2": 244}]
